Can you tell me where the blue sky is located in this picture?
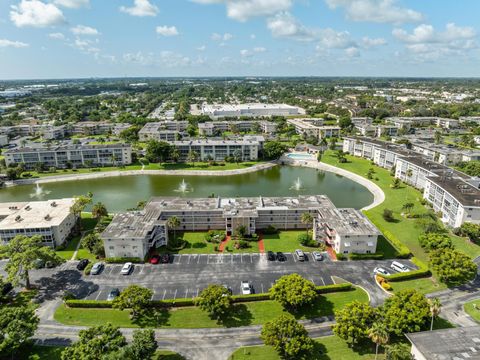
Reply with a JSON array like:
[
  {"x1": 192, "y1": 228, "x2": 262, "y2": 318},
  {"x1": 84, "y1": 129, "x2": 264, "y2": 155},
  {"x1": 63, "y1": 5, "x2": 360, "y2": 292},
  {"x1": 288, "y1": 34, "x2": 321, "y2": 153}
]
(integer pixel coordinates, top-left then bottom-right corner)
[{"x1": 1, "y1": 0, "x2": 480, "y2": 79}]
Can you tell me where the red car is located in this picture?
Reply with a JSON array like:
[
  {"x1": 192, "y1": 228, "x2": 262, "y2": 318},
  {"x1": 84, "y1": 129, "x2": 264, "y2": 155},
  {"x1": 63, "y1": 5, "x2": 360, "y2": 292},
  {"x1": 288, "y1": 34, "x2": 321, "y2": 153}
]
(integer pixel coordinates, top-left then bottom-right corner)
[{"x1": 149, "y1": 255, "x2": 160, "y2": 264}]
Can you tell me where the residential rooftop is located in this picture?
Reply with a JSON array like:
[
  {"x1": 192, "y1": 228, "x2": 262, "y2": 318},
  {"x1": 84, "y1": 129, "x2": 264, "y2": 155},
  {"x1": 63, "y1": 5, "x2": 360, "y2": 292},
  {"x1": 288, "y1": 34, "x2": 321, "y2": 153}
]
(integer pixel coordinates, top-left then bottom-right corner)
[
  {"x1": 4, "y1": 143, "x2": 131, "y2": 154},
  {"x1": 427, "y1": 175, "x2": 480, "y2": 207}
]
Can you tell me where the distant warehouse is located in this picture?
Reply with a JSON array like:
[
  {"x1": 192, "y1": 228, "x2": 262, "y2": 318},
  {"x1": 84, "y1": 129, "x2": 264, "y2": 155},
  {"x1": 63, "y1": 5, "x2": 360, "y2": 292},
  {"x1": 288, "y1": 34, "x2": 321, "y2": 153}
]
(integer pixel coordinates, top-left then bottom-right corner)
[
  {"x1": 201, "y1": 103, "x2": 305, "y2": 119},
  {"x1": 4, "y1": 144, "x2": 132, "y2": 169}
]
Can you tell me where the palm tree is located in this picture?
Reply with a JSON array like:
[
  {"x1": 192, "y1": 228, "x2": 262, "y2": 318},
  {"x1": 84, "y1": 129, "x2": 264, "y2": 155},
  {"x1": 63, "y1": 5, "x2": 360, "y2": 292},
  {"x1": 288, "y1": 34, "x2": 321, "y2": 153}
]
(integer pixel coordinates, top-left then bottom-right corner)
[
  {"x1": 171, "y1": 147, "x2": 180, "y2": 163},
  {"x1": 434, "y1": 131, "x2": 442, "y2": 145},
  {"x1": 92, "y1": 202, "x2": 108, "y2": 219},
  {"x1": 187, "y1": 150, "x2": 199, "y2": 167},
  {"x1": 402, "y1": 202, "x2": 415, "y2": 217},
  {"x1": 301, "y1": 212, "x2": 313, "y2": 236},
  {"x1": 166, "y1": 216, "x2": 181, "y2": 243},
  {"x1": 428, "y1": 298, "x2": 442, "y2": 331},
  {"x1": 368, "y1": 323, "x2": 389, "y2": 360}
]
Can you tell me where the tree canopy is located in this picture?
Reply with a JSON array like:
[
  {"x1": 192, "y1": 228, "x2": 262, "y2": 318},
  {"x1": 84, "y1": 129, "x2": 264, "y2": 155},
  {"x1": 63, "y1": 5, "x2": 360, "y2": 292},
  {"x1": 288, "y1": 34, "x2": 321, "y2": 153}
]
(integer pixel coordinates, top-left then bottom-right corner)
[
  {"x1": 263, "y1": 141, "x2": 288, "y2": 160},
  {"x1": 418, "y1": 233, "x2": 453, "y2": 252},
  {"x1": 429, "y1": 249, "x2": 477, "y2": 286},
  {"x1": 269, "y1": 274, "x2": 317, "y2": 309},
  {"x1": 333, "y1": 301, "x2": 378, "y2": 346},
  {"x1": 195, "y1": 284, "x2": 232, "y2": 319},
  {"x1": 0, "y1": 306, "x2": 39, "y2": 358},
  {"x1": 112, "y1": 285, "x2": 153, "y2": 319}
]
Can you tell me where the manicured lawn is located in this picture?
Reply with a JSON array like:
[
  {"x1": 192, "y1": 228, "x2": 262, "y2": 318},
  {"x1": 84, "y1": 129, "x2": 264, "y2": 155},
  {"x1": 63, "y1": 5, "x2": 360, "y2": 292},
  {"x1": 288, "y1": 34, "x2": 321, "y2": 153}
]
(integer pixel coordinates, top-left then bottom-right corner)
[
  {"x1": 322, "y1": 151, "x2": 480, "y2": 262},
  {"x1": 390, "y1": 277, "x2": 447, "y2": 295},
  {"x1": 56, "y1": 234, "x2": 81, "y2": 260},
  {"x1": 464, "y1": 299, "x2": 480, "y2": 323},
  {"x1": 57, "y1": 213, "x2": 99, "y2": 261},
  {"x1": 55, "y1": 288, "x2": 368, "y2": 329},
  {"x1": 262, "y1": 231, "x2": 322, "y2": 253},
  {"x1": 228, "y1": 336, "x2": 381, "y2": 360}
]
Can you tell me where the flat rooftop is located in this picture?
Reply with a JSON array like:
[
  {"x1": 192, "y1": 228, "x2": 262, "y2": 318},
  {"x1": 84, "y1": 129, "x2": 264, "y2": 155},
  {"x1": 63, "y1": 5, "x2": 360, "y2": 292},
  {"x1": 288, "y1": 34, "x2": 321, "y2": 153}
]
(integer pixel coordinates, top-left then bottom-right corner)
[
  {"x1": 427, "y1": 175, "x2": 480, "y2": 207},
  {"x1": 202, "y1": 103, "x2": 301, "y2": 112},
  {"x1": 406, "y1": 326, "x2": 480, "y2": 360},
  {"x1": 4, "y1": 143, "x2": 130, "y2": 154}
]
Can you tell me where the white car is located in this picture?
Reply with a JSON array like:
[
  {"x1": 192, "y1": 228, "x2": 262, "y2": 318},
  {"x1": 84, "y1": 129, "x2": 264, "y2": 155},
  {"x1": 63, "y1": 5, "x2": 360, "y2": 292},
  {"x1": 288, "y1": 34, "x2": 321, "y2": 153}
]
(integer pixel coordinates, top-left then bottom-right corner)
[
  {"x1": 241, "y1": 281, "x2": 252, "y2": 295},
  {"x1": 391, "y1": 261, "x2": 410, "y2": 273},
  {"x1": 373, "y1": 267, "x2": 390, "y2": 276},
  {"x1": 120, "y1": 262, "x2": 134, "y2": 275},
  {"x1": 312, "y1": 251, "x2": 324, "y2": 261},
  {"x1": 90, "y1": 262, "x2": 104, "y2": 275}
]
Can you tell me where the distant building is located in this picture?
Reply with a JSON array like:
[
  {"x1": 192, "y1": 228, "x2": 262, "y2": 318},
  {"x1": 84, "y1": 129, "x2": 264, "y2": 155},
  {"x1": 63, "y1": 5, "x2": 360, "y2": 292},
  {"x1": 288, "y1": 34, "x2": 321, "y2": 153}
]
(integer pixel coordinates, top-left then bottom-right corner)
[
  {"x1": 138, "y1": 121, "x2": 188, "y2": 142},
  {"x1": 0, "y1": 135, "x2": 8, "y2": 147},
  {"x1": 287, "y1": 118, "x2": 340, "y2": 140},
  {"x1": 201, "y1": 103, "x2": 305, "y2": 119},
  {"x1": 198, "y1": 120, "x2": 277, "y2": 136},
  {"x1": 4, "y1": 144, "x2": 132, "y2": 169},
  {"x1": 0, "y1": 198, "x2": 77, "y2": 248},
  {"x1": 101, "y1": 195, "x2": 381, "y2": 259}
]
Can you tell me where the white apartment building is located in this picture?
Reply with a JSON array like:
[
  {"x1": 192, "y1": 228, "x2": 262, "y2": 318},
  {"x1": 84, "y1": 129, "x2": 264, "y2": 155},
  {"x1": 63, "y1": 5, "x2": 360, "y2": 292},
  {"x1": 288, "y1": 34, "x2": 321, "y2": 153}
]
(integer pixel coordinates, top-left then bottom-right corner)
[
  {"x1": 410, "y1": 140, "x2": 464, "y2": 165},
  {"x1": 201, "y1": 103, "x2": 305, "y2": 119},
  {"x1": 0, "y1": 134, "x2": 8, "y2": 146},
  {"x1": 436, "y1": 118, "x2": 459, "y2": 129},
  {"x1": 138, "y1": 121, "x2": 188, "y2": 141},
  {"x1": 287, "y1": 118, "x2": 340, "y2": 140},
  {"x1": 395, "y1": 156, "x2": 449, "y2": 190},
  {"x1": 42, "y1": 125, "x2": 66, "y2": 140},
  {"x1": 102, "y1": 195, "x2": 381, "y2": 258},
  {"x1": 4, "y1": 144, "x2": 132, "y2": 169},
  {"x1": 198, "y1": 120, "x2": 277, "y2": 136},
  {"x1": 0, "y1": 198, "x2": 77, "y2": 248}
]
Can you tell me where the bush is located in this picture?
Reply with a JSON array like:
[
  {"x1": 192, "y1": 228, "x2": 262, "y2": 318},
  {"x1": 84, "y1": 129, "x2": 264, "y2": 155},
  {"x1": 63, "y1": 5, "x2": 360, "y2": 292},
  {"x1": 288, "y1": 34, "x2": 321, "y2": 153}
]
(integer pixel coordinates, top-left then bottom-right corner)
[
  {"x1": 315, "y1": 283, "x2": 352, "y2": 294},
  {"x1": 83, "y1": 262, "x2": 93, "y2": 275},
  {"x1": 204, "y1": 230, "x2": 226, "y2": 244},
  {"x1": 381, "y1": 282, "x2": 392, "y2": 291},
  {"x1": 232, "y1": 293, "x2": 271, "y2": 303},
  {"x1": 235, "y1": 240, "x2": 251, "y2": 249},
  {"x1": 348, "y1": 253, "x2": 384, "y2": 260},
  {"x1": 298, "y1": 233, "x2": 316, "y2": 247},
  {"x1": 263, "y1": 225, "x2": 278, "y2": 235},
  {"x1": 382, "y1": 209, "x2": 395, "y2": 222},
  {"x1": 105, "y1": 257, "x2": 143, "y2": 264},
  {"x1": 66, "y1": 300, "x2": 112, "y2": 308},
  {"x1": 335, "y1": 253, "x2": 347, "y2": 261}
]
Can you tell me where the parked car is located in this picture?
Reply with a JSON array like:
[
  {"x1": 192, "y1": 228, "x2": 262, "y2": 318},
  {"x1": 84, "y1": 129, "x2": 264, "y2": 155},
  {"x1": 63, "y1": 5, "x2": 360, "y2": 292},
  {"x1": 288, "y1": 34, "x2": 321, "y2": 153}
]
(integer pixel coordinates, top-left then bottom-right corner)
[
  {"x1": 107, "y1": 288, "x2": 120, "y2": 301},
  {"x1": 241, "y1": 281, "x2": 252, "y2": 295},
  {"x1": 90, "y1": 262, "x2": 104, "y2": 275},
  {"x1": 276, "y1": 252, "x2": 286, "y2": 261},
  {"x1": 267, "y1": 251, "x2": 276, "y2": 261},
  {"x1": 150, "y1": 255, "x2": 160, "y2": 264},
  {"x1": 1, "y1": 282, "x2": 13, "y2": 296},
  {"x1": 312, "y1": 252, "x2": 324, "y2": 261},
  {"x1": 76, "y1": 259, "x2": 89, "y2": 271},
  {"x1": 391, "y1": 261, "x2": 410, "y2": 273},
  {"x1": 373, "y1": 267, "x2": 390, "y2": 276},
  {"x1": 295, "y1": 249, "x2": 306, "y2": 261},
  {"x1": 160, "y1": 254, "x2": 170, "y2": 264},
  {"x1": 121, "y1": 262, "x2": 134, "y2": 275}
]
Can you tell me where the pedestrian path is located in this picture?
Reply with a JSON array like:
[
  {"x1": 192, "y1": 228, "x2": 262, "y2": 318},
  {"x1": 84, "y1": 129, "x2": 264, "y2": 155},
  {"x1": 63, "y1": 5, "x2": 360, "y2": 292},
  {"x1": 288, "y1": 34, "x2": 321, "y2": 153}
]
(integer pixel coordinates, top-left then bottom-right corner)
[{"x1": 218, "y1": 235, "x2": 231, "y2": 252}]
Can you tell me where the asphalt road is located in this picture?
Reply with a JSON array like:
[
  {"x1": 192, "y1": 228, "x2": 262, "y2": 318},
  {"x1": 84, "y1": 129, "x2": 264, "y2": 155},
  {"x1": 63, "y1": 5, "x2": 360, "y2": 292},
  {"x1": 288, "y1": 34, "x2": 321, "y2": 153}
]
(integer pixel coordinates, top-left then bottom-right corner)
[{"x1": 23, "y1": 254, "x2": 416, "y2": 306}]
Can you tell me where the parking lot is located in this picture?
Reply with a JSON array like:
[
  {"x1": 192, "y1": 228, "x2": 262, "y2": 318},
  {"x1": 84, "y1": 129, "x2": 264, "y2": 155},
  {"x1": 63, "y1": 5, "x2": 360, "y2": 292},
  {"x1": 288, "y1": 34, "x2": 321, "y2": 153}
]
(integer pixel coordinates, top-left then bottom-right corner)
[{"x1": 27, "y1": 253, "x2": 416, "y2": 305}]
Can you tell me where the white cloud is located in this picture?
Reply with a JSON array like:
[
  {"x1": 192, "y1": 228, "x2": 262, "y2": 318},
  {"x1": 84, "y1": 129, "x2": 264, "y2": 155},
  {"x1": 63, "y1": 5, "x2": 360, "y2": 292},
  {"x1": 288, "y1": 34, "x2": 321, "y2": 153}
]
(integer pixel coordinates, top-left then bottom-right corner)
[
  {"x1": 196, "y1": 45, "x2": 206, "y2": 51},
  {"x1": 54, "y1": 0, "x2": 89, "y2": 9},
  {"x1": 345, "y1": 46, "x2": 360, "y2": 57},
  {"x1": 253, "y1": 46, "x2": 266, "y2": 52},
  {"x1": 123, "y1": 50, "x2": 192, "y2": 67},
  {"x1": 0, "y1": 39, "x2": 29, "y2": 48},
  {"x1": 211, "y1": 32, "x2": 233, "y2": 41},
  {"x1": 120, "y1": 0, "x2": 159, "y2": 17},
  {"x1": 49, "y1": 32, "x2": 65, "y2": 40},
  {"x1": 267, "y1": 12, "x2": 315, "y2": 41},
  {"x1": 156, "y1": 25, "x2": 179, "y2": 37},
  {"x1": 325, "y1": 0, "x2": 423, "y2": 24},
  {"x1": 240, "y1": 49, "x2": 252, "y2": 57},
  {"x1": 71, "y1": 25, "x2": 99, "y2": 36},
  {"x1": 250, "y1": 34, "x2": 256, "y2": 39},
  {"x1": 10, "y1": 0, "x2": 65, "y2": 28},
  {"x1": 191, "y1": 0, "x2": 292, "y2": 22},
  {"x1": 361, "y1": 36, "x2": 386, "y2": 48}
]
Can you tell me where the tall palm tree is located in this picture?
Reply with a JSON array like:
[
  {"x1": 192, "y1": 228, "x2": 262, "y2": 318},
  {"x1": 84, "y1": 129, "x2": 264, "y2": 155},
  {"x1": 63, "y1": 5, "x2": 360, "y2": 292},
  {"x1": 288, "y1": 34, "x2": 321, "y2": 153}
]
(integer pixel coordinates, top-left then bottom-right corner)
[
  {"x1": 368, "y1": 323, "x2": 389, "y2": 360},
  {"x1": 429, "y1": 298, "x2": 442, "y2": 331},
  {"x1": 300, "y1": 212, "x2": 313, "y2": 236},
  {"x1": 166, "y1": 216, "x2": 181, "y2": 243}
]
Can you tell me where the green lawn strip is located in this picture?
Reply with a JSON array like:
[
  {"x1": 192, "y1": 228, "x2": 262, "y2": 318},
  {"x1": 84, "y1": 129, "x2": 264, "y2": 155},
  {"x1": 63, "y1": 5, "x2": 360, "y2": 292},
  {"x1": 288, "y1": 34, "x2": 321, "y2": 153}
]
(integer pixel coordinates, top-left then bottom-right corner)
[
  {"x1": 321, "y1": 151, "x2": 480, "y2": 261},
  {"x1": 464, "y1": 299, "x2": 480, "y2": 323},
  {"x1": 54, "y1": 288, "x2": 368, "y2": 329},
  {"x1": 390, "y1": 277, "x2": 447, "y2": 295},
  {"x1": 228, "y1": 335, "x2": 380, "y2": 360},
  {"x1": 57, "y1": 213, "x2": 98, "y2": 261},
  {"x1": 56, "y1": 234, "x2": 81, "y2": 260},
  {"x1": 262, "y1": 231, "x2": 321, "y2": 253},
  {"x1": 17, "y1": 345, "x2": 64, "y2": 360}
]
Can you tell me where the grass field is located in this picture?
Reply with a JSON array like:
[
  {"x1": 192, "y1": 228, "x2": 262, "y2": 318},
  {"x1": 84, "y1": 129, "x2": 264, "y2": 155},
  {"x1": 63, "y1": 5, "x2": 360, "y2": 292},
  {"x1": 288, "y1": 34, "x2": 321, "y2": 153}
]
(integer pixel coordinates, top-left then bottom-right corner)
[
  {"x1": 262, "y1": 231, "x2": 323, "y2": 253},
  {"x1": 322, "y1": 151, "x2": 480, "y2": 262},
  {"x1": 464, "y1": 299, "x2": 480, "y2": 323},
  {"x1": 390, "y1": 277, "x2": 447, "y2": 294},
  {"x1": 55, "y1": 288, "x2": 368, "y2": 329},
  {"x1": 228, "y1": 336, "x2": 381, "y2": 360},
  {"x1": 56, "y1": 213, "x2": 98, "y2": 261}
]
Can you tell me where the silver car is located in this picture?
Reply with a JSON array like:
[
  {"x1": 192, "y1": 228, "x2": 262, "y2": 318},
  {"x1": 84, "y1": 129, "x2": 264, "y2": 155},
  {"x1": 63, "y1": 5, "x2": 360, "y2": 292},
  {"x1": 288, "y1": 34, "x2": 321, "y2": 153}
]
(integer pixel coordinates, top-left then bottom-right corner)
[
  {"x1": 90, "y1": 262, "x2": 104, "y2": 275},
  {"x1": 312, "y1": 251, "x2": 324, "y2": 261}
]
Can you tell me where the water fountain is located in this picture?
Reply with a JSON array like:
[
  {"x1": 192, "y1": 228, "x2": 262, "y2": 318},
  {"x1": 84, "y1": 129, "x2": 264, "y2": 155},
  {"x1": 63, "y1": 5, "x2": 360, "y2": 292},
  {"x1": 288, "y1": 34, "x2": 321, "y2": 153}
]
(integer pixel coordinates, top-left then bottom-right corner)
[
  {"x1": 174, "y1": 179, "x2": 192, "y2": 193},
  {"x1": 290, "y1": 177, "x2": 303, "y2": 191},
  {"x1": 30, "y1": 183, "x2": 51, "y2": 199}
]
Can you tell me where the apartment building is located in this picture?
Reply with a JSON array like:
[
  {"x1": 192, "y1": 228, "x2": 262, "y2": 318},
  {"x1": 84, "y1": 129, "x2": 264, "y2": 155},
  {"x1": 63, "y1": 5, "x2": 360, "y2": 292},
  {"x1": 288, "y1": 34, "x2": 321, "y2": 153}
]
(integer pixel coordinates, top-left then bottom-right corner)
[
  {"x1": 101, "y1": 195, "x2": 381, "y2": 258},
  {"x1": 287, "y1": 118, "x2": 340, "y2": 139},
  {"x1": 4, "y1": 143, "x2": 132, "y2": 169},
  {"x1": 201, "y1": 103, "x2": 305, "y2": 119},
  {"x1": 343, "y1": 137, "x2": 409, "y2": 169},
  {"x1": 0, "y1": 198, "x2": 77, "y2": 248},
  {"x1": 138, "y1": 121, "x2": 188, "y2": 142},
  {"x1": 395, "y1": 156, "x2": 451, "y2": 190},
  {"x1": 410, "y1": 140, "x2": 464, "y2": 165},
  {"x1": 72, "y1": 122, "x2": 114, "y2": 135},
  {"x1": 0, "y1": 135, "x2": 8, "y2": 147},
  {"x1": 198, "y1": 120, "x2": 277, "y2": 136},
  {"x1": 42, "y1": 125, "x2": 66, "y2": 140}
]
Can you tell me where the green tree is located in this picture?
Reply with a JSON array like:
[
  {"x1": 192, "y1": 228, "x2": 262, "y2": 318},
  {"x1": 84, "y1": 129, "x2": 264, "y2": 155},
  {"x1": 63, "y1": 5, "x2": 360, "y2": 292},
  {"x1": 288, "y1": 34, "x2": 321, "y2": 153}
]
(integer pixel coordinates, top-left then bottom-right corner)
[
  {"x1": 70, "y1": 195, "x2": 93, "y2": 229},
  {"x1": 333, "y1": 150, "x2": 347, "y2": 163},
  {"x1": 382, "y1": 209, "x2": 395, "y2": 222},
  {"x1": 428, "y1": 298, "x2": 441, "y2": 331},
  {"x1": 429, "y1": 249, "x2": 477, "y2": 286},
  {"x1": 0, "y1": 306, "x2": 39, "y2": 358},
  {"x1": 316, "y1": 151, "x2": 323, "y2": 162},
  {"x1": 418, "y1": 233, "x2": 453, "y2": 252},
  {"x1": 166, "y1": 216, "x2": 181, "y2": 243},
  {"x1": 112, "y1": 285, "x2": 153, "y2": 319},
  {"x1": 263, "y1": 141, "x2": 288, "y2": 160},
  {"x1": 300, "y1": 212, "x2": 313, "y2": 236},
  {"x1": 457, "y1": 222, "x2": 480, "y2": 243},
  {"x1": 339, "y1": 116, "x2": 353, "y2": 130},
  {"x1": 401, "y1": 202, "x2": 414, "y2": 217},
  {"x1": 145, "y1": 140, "x2": 172, "y2": 163},
  {"x1": 391, "y1": 178, "x2": 401, "y2": 189},
  {"x1": 269, "y1": 274, "x2": 317, "y2": 310},
  {"x1": 333, "y1": 301, "x2": 378, "y2": 346},
  {"x1": 119, "y1": 126, "x2": 140, "y2": 143},
  {"x1": 81, "y1": 233, "x2": 104, "y2": 257},
  {"x1": 329, "y1": 137, "x2": 338, "y2": 150},
  {"x1": 129, "y1": 329, "x2": 157, "y2": 359},
  {"x1": 171, "y1": 146, "x2": 181, "y2": 163},
  {"x1": 232, "y1": 149, "x2": 243, "y2": 163},
  {"x1": 368, "y1": 323, "x2": 389, "y2": 360},
  {"x1": 0, "y1": 235, "x2": 64, "y2": 289},
  {"x1": 187, "y1": 150, "x2": 199, "y2": 166},
  {"x1": 382, "y1": 290, "x2": 430, "y2": 336},
  {"x1": 434, "y1": 131, "x2": 442, "y2": 145},
  {"x1": 261, "y1": 315, "x2": 314, "y2": 359},
  {"x1": 195, "y1": 284, "x2": 232, "y2": 319},
  {"x1": 92, "y1": 202, "x2": 108, "y2": 219},
  {"x1": 61, "y1": 324, "x2": 126, "y2": 360},
  {"x1": 385, "y1": 343, "x2": 413, "y2": 360}
]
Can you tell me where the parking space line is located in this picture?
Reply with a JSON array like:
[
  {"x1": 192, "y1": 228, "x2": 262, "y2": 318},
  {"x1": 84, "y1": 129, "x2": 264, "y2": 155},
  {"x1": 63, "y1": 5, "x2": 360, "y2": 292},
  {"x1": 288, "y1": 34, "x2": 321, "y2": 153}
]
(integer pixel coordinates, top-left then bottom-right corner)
[
  {"x1": 196, "y1": 288, "x2": 199, "y2": 297},
  {"x1": 184, "y1": 289, "x2": 189, "y2": 298},
  {"x1": 319, "y1": 277, "x2": 325, "y2": 286},
  {"x1": 310, "y1": 278, "x2": 315, "y2": 285},
  {"x1": 187, "y1": 255, "x2": 191, "y2": 264},
  {"x1": 207, "y1": 255, "x2": 210, "y2": 264},
  {"x1": 250, "y1": 254, "x2": 253, "y2": 263},
  {"x1": 197, "y1": 255, "x2": 201, "y2": 264},
  {"x1": 162, "y1": 289, "x2": 167, "y2": 300},
  {"x1": 150, "y1": 289, "x2": 155, "y2": 300},
  {"x1": 173, "y1": 289, "x2": 177, "y2": 300},
  {"x1": 95, "y1": 291, "x2": 102, "y2": 301},
  {"x1": 292, "y1": 254, "x2": 297, "y2": 262},
  {"x1": 231, "y1": 254, "x2": 234, "y2": 264},
  {"x1": 261, "y1": 283, "x2": 264, "y2": 293}
]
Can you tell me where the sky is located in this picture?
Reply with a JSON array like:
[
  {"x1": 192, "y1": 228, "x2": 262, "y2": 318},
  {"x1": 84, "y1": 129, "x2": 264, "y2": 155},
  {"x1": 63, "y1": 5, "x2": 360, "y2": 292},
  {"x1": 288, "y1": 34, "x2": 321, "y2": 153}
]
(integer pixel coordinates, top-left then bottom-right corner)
[{"x1": 1, "y1": 0, "x2": 480, "y2": 79}]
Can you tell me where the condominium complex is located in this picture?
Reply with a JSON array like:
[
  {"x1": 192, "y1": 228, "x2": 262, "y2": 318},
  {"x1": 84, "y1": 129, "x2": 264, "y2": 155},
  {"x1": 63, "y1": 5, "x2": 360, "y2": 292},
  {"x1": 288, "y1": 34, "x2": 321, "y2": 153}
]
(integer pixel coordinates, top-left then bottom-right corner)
[
  {"x1": 101, "y1": 195, "x2": 381, "y2": 258},
  {"x1": 0, "y1": 198, "x2": 77, "y2": 248},
  {"x1": 4, "y1": 143, "x2": 132, "y2": 169},
  {"x1": 201, "y1": 103, "x2": 305, "y2": 119},
  {"x1": 198, "y1": 120, "x2": 277, "y2": 136},
  {"x1": 138, "y1": 121, "x2": 188, "y2": 142},
  {"x1": 287, "y1": 118, "x2": 340, "y2": 139},
  {"x1": 343, "y1": 137, "x2": 480, "y2": 228}
]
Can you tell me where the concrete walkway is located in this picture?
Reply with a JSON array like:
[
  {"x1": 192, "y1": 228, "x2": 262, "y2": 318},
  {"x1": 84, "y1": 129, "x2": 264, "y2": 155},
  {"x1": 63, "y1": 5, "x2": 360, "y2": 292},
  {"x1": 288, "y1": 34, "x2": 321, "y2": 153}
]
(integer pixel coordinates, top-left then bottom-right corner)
[{"x1": 280, "y1": 156, "x2": 385, "y2": 211}]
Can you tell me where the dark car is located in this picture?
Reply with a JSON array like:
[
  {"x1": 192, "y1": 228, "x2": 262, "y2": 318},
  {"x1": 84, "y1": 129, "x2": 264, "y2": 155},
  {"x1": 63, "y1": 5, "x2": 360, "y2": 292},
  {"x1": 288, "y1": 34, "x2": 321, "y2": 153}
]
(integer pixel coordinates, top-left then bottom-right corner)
[
  {"x1": 76, "y1": 259, "x2": 89, "y2": 271},
  {"x1": 276, "y1": 252, "x2": 286, "y2": 261},
  {"x1": 267, "y1": 251, "x2": 276, "y2": 261},
  {"x1": 1, "y1": 282, "x2": 13, "y2": 296},
  {"x1": 150, "y1": 255, "x2": 160, "y2": 264},
  {"x1": 107, "y1": 288, "x2": 120, "y2": 301},
  {"x1": 160, "y1": 254, "x2": 170, "y2": 264}
]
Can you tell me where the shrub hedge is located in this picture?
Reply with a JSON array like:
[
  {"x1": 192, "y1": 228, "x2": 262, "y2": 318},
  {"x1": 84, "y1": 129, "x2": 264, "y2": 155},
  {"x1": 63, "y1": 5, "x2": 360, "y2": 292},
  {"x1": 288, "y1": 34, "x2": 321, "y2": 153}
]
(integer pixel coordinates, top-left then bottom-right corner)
[
  {"x1": 104, "y1": 257, "x2": 143, "y2": 264},
  {"x1": 380, "y1": 230, "x2": 411, "y2": 258},
  {"x1": 379, "y1": 257, "x2": 430, "y2": 282},
  {"x1": 348, "y1": 253, "x2": 384, "y2": 260}
]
